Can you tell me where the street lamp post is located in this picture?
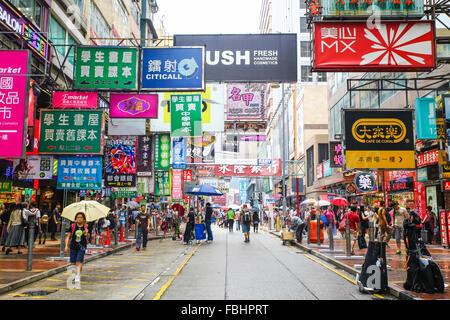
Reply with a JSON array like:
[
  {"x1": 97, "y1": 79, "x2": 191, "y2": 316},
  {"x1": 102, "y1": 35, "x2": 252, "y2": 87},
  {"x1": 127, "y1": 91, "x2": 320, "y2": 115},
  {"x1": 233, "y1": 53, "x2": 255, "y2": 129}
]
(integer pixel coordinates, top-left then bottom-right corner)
[{"x1": 281, "y1": 83, "x2": 287, "y2": 228}]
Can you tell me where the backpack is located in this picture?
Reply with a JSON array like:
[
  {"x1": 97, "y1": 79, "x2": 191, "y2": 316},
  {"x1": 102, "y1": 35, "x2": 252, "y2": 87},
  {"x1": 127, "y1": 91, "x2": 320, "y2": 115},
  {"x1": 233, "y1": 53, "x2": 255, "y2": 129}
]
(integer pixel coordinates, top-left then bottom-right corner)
[
  {"x1": 40, "y1": 213, "x2": 49, "y2": 224},
  {"x1": 243, "y1": 211, "x2": 251, "y2": 223}
]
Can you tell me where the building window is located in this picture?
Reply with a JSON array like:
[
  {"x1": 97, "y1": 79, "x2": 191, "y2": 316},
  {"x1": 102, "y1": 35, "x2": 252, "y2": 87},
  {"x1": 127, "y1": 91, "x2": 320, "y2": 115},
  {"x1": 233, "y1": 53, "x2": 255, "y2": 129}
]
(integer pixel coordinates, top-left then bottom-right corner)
[
  {"x1": 300, "y1": 17, "x2": 307, "y2": 33},
  {"x1": 90, "y1": 2, "x2": 111, "y2": 44},
  {"x1": 74, "y1": 0, "x2": 84, "y2": 11},
  {"x1": 300, "y1": 41, "x2": 311, "y2": 57},
  {"x1": 114, "y1": 0, "x2": 128, "y2": 26},
  {"x1": 11, "y1": 0, "x2": 43, "y2": 29},
  {"x1": 306, "y1": 147, "x2": 314, "y2": 186},
  {"x1": 317, "y1": 72, "x2": 327, "y2": 82},
  {"x1": 130, "y1": 1, "x2": 140, "y2": 25},
  {"x1": 318, "y1": 143, "x2": 329, "y2": 163},
  {"x1": 301, "y1": 65, "x2": 313, "y2": 82},
  {"x1": 48, "y1": 15, "x2": 77, "y2": 65}
]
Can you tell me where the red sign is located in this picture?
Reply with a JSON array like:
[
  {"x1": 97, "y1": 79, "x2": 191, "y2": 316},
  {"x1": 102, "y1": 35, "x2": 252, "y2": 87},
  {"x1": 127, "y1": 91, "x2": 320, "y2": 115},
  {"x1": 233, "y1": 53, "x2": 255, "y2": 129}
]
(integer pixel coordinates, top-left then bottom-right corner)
[
  {"x1": 183, "y1": 169, "x2": 192, "y2": 181},
  {"x1": 414, "y1": 181, "x2": 427, "y2": 220},
  {"x1": 202, "y1": 159, "x2": 281, "y2": 177},
  {"x1": 316, "y1": 163, "x2": 324, "y2": 179},
  {"x1": 417, "y1": 149, "x2": 439, "y2": 167},
  {"x1": 213, "y1": 194, "x2": 227, "y2": 205},
  {"x1": 444, "y1": 181, "x2": 450, "y2": 191},
  {"x1": 447, "y1": 211, "x2": 450, "y2": 248},
  {"x1": 440, "y1": 210, "x2": 448, "y2": 247},
  {"x1": 313, "y1": 20, "x2": 435, "y2": 72},
  {"x1": 53, "y1": 91, "x2": 98, "y2": 109}
]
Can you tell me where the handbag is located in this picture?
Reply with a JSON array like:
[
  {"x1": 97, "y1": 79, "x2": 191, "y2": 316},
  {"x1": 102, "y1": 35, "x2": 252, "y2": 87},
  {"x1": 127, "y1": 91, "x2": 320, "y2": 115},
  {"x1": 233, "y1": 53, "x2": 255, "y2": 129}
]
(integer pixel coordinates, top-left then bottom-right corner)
[
  {"x1": 338, "y1": 214, "x2": 347, "y2": 233},
  {"x1": 320, "y1": 215, "x2": 328, "y2": 225},
  {"x1": 20, "y1": 210, "x2": 29, "y2": 227},
  {"x1": 358, "y1": 235, "x2": 367, "y2": 249}
]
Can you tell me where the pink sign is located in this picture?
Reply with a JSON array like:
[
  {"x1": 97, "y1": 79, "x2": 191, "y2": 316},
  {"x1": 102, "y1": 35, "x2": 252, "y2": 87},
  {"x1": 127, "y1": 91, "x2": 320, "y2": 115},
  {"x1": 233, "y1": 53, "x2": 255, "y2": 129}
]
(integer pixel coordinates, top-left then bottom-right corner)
[
  {"x1": 172, "y1": 169, "x2": 183, "y2": 200},
  {"x1": 0, "y1": 50, "x2": 29, "y2": 158},
  {"x1": 109, "y1": 94, "x2": 158, "y2": 118},
  {"x1": 53, "y1": 91, "x2": 98, "y2": 109},
  {"x1": 226, "y1": 83, "x2": 266, "y2": 120}
]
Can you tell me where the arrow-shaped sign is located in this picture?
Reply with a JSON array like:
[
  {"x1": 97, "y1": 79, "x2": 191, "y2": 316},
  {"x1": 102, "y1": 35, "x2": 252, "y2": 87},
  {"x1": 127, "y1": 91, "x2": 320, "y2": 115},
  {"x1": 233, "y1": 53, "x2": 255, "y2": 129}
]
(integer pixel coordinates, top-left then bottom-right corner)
[
  {"x1": 84, "y1": 146, "x2": 93, "y2": 150},
  {"x1": 48, "y1": 146, "x2": 56, "y2": 150}
]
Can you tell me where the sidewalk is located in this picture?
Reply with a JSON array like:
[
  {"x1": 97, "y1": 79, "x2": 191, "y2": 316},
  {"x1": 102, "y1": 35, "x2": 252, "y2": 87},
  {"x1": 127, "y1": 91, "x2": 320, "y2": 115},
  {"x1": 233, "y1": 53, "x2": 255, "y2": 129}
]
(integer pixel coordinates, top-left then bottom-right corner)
[
  {"x1": 266, "y1": 226, "x2": 449, "y2": 300},
  {"x1": 0, "y1": 229, "x2": 164, "y2": 294}
]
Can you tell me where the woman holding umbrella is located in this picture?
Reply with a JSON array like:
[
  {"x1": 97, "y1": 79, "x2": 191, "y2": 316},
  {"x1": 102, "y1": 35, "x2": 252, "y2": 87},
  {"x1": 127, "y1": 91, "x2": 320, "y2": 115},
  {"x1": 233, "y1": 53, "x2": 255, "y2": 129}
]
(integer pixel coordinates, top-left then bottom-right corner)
[{"x1": 65, "y1": 212, "x2": 89, "y2": 283}]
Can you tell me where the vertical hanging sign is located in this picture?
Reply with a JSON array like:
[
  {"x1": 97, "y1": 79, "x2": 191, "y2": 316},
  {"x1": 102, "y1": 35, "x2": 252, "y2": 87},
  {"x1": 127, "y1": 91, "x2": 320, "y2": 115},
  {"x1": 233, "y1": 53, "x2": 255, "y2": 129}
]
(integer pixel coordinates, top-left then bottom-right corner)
[
  {"x1": 172, "y1": 169, "x2": 183, "y2": 200},
  {"x1": 170, "y1": 94, "x2": 202, "y2": 137},
  {"x1": 415, "y1": 97, "x2": 437, "y2": 140},
  {"x1": 172, "y1": 137, "x2": 187, "y2": 169},
  {"x1": 137, "y1": 135, "x2": 153, "y2": 176},
  {"x1": 154, "y1": 134, "x2": 171, "y2": 170}
]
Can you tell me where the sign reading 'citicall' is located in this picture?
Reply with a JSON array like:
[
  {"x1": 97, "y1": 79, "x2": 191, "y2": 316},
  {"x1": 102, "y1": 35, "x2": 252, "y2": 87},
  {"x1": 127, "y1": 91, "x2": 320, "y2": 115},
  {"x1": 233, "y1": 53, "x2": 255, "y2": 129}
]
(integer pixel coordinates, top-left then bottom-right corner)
[{"x1": 344, "y1": 109, "x2": 415, "y2": 169}]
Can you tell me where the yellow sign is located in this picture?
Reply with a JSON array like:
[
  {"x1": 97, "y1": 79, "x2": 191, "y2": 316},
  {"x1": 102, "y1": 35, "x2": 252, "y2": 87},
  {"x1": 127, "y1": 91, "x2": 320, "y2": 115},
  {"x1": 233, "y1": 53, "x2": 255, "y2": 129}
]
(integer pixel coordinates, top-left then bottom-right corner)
[
  {"x1": 346, "y1": 150, "x2": 415, "y2": 169},
  {"x1": 163, "y1": 87, "x2": 211, "y2": 124},
  {"x1": 352, "y1": 118, "x2": 407, "y2": 144}
]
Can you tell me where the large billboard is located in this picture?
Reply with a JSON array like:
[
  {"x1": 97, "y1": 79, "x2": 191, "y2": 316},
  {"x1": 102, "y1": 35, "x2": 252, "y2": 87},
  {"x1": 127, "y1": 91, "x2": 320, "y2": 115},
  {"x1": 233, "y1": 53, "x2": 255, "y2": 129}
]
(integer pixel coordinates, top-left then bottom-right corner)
[
  {"x1": 344, "y1": 109, "x2": 415, "y2": 169},
  {"x1": 226, "y1": 83, "x2": 267, "y2": 120},
  {"x1": 174, "y1": 34, "x2": 297, "y2": 82},
  {"x1": 313, "y1": 20, "x2": 435, "y2": 72}
]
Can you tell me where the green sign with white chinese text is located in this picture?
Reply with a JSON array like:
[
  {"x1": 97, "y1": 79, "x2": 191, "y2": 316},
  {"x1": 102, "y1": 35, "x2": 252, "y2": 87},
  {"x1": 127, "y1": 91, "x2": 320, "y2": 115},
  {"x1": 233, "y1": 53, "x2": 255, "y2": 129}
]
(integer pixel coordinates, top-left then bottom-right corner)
[
  {"x1": 39, "y1": 110, "x2": 104, "y2": 154},
  {"x1": 154, "y1": 134, "x2": 171, "y2": 170},
  {"x1": 0, "y1": 181, "x2": 12, "y2": 192},
  {"x1": 170, "y1": 94, "x2": 202, "y2": 137},
  {"x1": 155, "y1": 170, "x2": 171, "y2": 196},
  {"x1": 74, "y1": 46, "x2": 138, "y2": 89}
]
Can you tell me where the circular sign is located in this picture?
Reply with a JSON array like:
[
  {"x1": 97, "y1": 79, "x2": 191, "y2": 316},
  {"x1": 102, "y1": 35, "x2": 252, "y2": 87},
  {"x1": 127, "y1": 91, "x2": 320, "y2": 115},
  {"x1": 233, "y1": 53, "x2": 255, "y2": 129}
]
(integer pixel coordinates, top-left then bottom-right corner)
[{"x1": 354, "y1": 172, "x2": 376, "y2": 193}]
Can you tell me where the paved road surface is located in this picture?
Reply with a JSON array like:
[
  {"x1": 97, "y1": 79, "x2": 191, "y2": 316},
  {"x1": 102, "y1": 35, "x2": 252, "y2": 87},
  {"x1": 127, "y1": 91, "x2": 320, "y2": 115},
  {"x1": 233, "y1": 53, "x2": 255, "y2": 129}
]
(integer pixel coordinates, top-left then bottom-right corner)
[{"x1": 0, "y1": 225, "x2": 395, "y2": 300}]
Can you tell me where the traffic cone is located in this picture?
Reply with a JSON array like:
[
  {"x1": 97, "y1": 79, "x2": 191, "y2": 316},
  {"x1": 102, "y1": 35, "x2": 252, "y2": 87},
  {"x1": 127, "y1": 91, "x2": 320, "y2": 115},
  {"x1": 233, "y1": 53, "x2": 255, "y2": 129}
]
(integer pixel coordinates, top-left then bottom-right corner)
[
  {"x1": 119, "y1": 225, "x2": 125, "y2": 243},
  {"x1": 105, "y1": 228, "x2": 111, "y2": 247}
]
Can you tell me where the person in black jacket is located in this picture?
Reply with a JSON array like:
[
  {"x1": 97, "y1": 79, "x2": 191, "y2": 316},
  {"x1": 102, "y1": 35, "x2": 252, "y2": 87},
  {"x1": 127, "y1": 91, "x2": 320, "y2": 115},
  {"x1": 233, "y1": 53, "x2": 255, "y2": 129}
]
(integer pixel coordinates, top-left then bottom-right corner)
[
  {"x1": 252, "y1": 210, "x2": 260, "y2": 233},
  {"x1": 183, "y1": 208, "x2": 195, "y2": 245},
  {"x1": 204, "y1": 203, "x2": 213, "y2": 243}
]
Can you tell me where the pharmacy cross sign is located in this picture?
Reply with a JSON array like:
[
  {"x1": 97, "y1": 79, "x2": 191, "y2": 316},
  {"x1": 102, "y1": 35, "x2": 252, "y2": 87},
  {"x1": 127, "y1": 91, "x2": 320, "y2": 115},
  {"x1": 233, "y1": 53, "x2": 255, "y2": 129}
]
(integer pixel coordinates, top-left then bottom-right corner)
[{"x1": 38, "y1": 110, "x2": 104, "y2": 154}]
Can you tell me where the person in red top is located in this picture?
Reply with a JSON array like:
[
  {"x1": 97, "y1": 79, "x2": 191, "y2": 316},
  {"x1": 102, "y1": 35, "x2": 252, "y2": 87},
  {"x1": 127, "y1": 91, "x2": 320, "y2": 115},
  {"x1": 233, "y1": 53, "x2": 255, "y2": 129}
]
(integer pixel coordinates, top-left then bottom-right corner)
[{"x1": 345, "y1": 206, "x2": 361, "y2": 255}]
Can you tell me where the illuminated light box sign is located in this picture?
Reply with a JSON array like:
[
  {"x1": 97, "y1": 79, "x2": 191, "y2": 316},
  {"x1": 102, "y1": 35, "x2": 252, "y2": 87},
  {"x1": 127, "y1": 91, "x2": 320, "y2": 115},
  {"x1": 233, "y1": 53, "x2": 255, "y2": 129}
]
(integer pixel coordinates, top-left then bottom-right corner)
[
  {"x1": 109, "y1": 94, "x2": 158, "y2": 118},
  {"x1": 321, "y1": 0, "x2": 424, "y2": 17},
  {"x1": 53, "y1": 91, "x2": 98, "y2": 109}
]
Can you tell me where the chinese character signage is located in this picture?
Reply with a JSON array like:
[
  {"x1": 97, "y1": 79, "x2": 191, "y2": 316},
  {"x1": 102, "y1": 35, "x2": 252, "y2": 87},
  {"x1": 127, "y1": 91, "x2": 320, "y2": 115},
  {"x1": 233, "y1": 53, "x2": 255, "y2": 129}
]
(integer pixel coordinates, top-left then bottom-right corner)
[
  {"x1": 172, "y1": 137, "x2": 187, "y2": 169},
  {"x1": 0, "y1": 50, "x2": 29, "y2": 158},
  {"x1": 313, "y1": 21, "x2": 435, "y2": 72},
  {"x1": 316, "y1": 163, "x2": 324, "y2": 179},
  {"x1": 13, "y1": 156, "x2": 54, "y2": 179},
  {"x1": 172, "y1": 169, "x2": 183, "y2": 200},
  {"x1": 323, "y1": 160, "x2": 332, "y2": 177},
  {"x1": 330, "y1": 142, "x2": 343, "y2": 167},
  {"x1": 170, "y1": 94, "x2": 202, "y2": 137},
  {"x1": 104, "y1": 138, "x2": 137, "y2": 187},
  {"x1": 155, "y1": 170, "x2": 170, "y2": 196},
  {"x1": 202, "y1": 159, "x2": 282, "y2": 177},
  {"x1": 183, "y1": 169, "x2": 193, "y2": 181},
  {"x1": 354, "y1": 172, "x2": 376, "y2": 193},
  {"x1": 417, "y1": 149, "x2": 439, "y2": 168},
  {"x1": 57, "y1": 156, "x2": 102, "y2": 189},
  {"x1": 52, "y1": 91, "x2": 98, "y2": 109},
  {"x1": 344, "y1": 109, "x2": 415, "y2": 169},
  {"x1": 0, "y1": 181, "x2": 12, "y2": 192},
  {"x1": 186, "y1": 134, "x2": 216, "y2": 164},
  {"x1": 111, "y1": 188, "x2": 137, "y2": 198},
  {"x1": 239, "y1": 179, "x2": 247, "y2": 204},
  {"x1": 39, "y1": 110, "x2": 104, "y2": 154},
  {"x1": 141, "y1": 47, "x2": 205, "y2": 91},
  {"x1": 154, "y1": 134, "x2": 171, "y2": 170},
  {"x1": 109, "y1": 94, "x2": 158, "y2": 118},
  {"x1": 137, "y1": 135, "x2": 153, "y2": 177},
  {"x1": 321, "y1": 0, "x2": 424, "y2": 17},
  {"x1": 415, "y1": 97, "x2": 437, "y2": 140},
  {"x1": 226, "y1": 84, "x2": 267, "y2": 120},
  {"x1": 74, "y1": 46, "x2": 138, "y2": 89}
]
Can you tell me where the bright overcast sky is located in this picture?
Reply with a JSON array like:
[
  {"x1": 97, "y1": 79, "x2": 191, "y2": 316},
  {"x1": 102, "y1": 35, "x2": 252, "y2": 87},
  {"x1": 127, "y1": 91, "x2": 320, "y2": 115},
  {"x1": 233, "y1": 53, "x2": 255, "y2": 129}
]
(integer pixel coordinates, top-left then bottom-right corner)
[{"x1": 154, "y1": 0, "x2": 262, "y2": 35}]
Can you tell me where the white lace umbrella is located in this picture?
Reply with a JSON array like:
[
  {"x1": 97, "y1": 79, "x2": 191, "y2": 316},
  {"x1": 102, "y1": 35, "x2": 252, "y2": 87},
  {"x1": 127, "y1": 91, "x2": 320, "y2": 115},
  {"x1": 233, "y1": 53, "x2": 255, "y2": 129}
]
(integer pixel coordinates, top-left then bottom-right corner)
[{"x1": 61, "y1": 200, "x2": 110, "y2": 222}]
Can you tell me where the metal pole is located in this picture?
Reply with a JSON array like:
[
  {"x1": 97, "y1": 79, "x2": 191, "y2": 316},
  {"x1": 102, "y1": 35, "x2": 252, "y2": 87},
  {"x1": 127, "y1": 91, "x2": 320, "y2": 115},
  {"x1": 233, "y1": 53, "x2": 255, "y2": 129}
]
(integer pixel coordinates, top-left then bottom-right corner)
[
  {"x1": 114, "y1": 217, "x2": 118, "y2": 246},
  {"x1": 307, "y1": 218, "x2": 311, "y2": 244},
  {"x1": 26, "y1": 225, "x2": 35, "y2": 271},
  {"x1": 369, "y1": 220, "x2": 374, "y2": 242},
  {"x1": 59, "y1": 189, "x2": 67, "y2": 258},
  {"x1": 281, "y1": 83, "x2": 287, "y2": 228},
  {"x1": 329, "y1": 218, "x2": 334, "y2": 251},
  {"x1": 296, "y1": 178, "x2": 300, "y2": 218},
  {"x1": 140, "y1": 0, "x2": 147, "y2": 47},
  {"x1": 345, "y1": 211, "x2": 351, "y2": 256}
]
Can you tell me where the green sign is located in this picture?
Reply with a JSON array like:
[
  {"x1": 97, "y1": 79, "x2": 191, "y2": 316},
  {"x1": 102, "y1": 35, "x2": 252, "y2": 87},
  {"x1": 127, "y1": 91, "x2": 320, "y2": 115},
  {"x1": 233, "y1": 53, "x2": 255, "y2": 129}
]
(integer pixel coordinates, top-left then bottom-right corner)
[
  {"x1": 154, "y1": 134, "x2": 171, "y2": 170},
  {"x1": 0, "y1": 181, "x2": 12, "y2": 192},
  {"x1": 111, "y1": 189, "x2": 137, "y2": 198},
  {"x1": 74, "y1": 46, "x2": 138, "y2": 89},
  {"x1": 170, "y1": 94, "x2": 202, "y2": 137},
  {"x1": 39, "y1": 110, "x2": 104, "y2": 154},
  {"x1": 155, "y1": 170, "x2": 170, "y2": 196}
]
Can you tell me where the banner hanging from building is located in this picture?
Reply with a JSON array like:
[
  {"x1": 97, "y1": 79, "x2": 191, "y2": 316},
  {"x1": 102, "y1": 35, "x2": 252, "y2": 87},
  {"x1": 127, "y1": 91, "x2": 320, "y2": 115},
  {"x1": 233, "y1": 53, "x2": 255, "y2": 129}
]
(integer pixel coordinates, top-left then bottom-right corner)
[
  {"x1": 39, "y1": 110, "x2": 104, "y2": 154},
  {"x1": 13, "y1": 156, "x2": 54, "y2": 180},
  {"x1": 344, "y1": 109, "x2": 415, "y2": 169},
  {"x1": 198, "y1": 159, "x2": 282, "y2": 177},
  {"x1": 170, "y1": 94, "x2": 202, "y2": 137},
  {"x1": 321, "y1": 0, "x2": 424, "y2": 17},
  {"x1": 226, "y1": 83, "x2": 267, "y2": 120},
  {"x1": 104, "y1": 138, "x2": 137, "y2": 187},
  {"x1": 74, "y1": 46, "x2": 138, "y2": 89},
  {"x1": 172, "y1": 169, "x2": 183, "y2": 200},
  {"x1": 415, "y1": 97, "x2": 437, "y2": 140},
  {"x1": 137, "y1": 135, "x2": 153, "y2": 176},
  {"x1": 330, "y1": 141, "x2": 343, "y2": 167},
  {"x1": 57, "y1": 156, "x2": 102, "y2": 189},
  {"x1": 173, "y1": 34, "x2": 298, "y2": 82},
  {"x1": 0, "y1": 50, "x2": 29, "y2": 158},
  {"x1": 313, "y1": 21, "x2": 435, "y2": 72},
  {"x1": 172, "y1": 137, "x2": 187, "y2": 169},
  {"x1": 155, "y1": 170, "x2": 170, "y2": 196},
  {"x1": 154, "y1": 134, "x2": 171, "y2": 170},
  {"x1": 141, "y1": 47, "x2": 205, "y2": 91},
  {"x1": 109, "y1": 94, "x2": 158, "y2": 118},
  {"x1": 52, "y1": 91, "x2": 98, "y2": 109}
]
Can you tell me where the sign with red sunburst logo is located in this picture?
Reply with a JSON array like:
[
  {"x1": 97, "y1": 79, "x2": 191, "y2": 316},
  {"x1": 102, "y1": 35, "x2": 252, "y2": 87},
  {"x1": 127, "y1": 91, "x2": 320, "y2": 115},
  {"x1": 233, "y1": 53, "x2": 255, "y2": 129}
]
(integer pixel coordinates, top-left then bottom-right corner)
[{"x1": 313, "y1": 20, "x2": 435, "y2": 72}]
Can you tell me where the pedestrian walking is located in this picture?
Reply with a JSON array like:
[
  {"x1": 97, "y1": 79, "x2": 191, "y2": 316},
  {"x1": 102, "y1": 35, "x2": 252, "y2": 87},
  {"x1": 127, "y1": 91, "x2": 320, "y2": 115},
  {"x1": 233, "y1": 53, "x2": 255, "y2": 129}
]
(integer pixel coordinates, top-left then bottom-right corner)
[
  {"x1": 392, "y1": 202, "x2": 408, "y2": 254},
  {"x1": 65, "y1": 212, "x2": 89, "y2": 283},
  {"x1": 118, "y1": 205, "x2": 127, "y2": 230},
  {"x1": 166, "y1": 207, "x2": 173, "y2": 232},
  {"x1": 324, "y1": 206, "x2": 335, "y2": 240},
  {"x1": 25, "y1": 202, "x2": 40, "y2": 244},
  {"x1": 343, "y1": 206, "x2": 361, "y2": 255},
  {"x1": 378, "y1": 201, "x2": 392, "y2": 247},
  {"x1": 4, "y1": 203, "x2": 27, "y2": 255},
  {"x1": 183, "y1": 208, "x2": 195, "y2": 245},
  {"x1": 240, "y1": 205, "x2": 253, "y2": 243},
  {"x1": 172, "y1": 211, "x2": 182, "y2": 240},
  {"x1": 227, "y1": 208, "x2": 235, "y2": 232},
  {"x1": 135, "y1": 205, "x2": 150, "y2": 251},
  {"x1": 49, "y1": 204, "x2": 61, "y2": 241},
  {"x1": 38, "y1": 204, "x2": 50, "y2": 245},
  {"x1": 252, "y1": 210, "x2": 260, "y2": 233},
  {"x1": 235, "y1": 210, "x2": 240, "y2": 231},
  {"x1": 0, "y1": 204, "x2": 12, "y2": 252},
  {"x1": 422, "y1": 206, "x2": 438, "y2": 244},
  {"x1": 204, "y1": 203, "x2": 213, "y2": 243}
]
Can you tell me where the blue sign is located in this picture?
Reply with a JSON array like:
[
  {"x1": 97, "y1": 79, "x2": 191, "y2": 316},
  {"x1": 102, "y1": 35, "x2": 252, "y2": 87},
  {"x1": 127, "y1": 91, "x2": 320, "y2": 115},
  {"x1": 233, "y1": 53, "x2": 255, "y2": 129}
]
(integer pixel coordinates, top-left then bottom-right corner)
[
  {"x1": 417, "y1": 167, "x2": 428, "y2": 182},
  {"x1": 141, "y1": 47, "x2": 205, "y2": 91},
  {"x1": 257, "y1": 159, "x2": 272, "y2": 166},
  {"x1": 172, "y1": 137, "x2": 187, "y2": 169},
  {"x1": 239, "y1": 179, "x2": 248, "y2": 204},
  {"x1": 415, "y1": 97, "x2": 437, "y2": 140},
  {"x1": 57, "y1": 156, "x2": 102, "y2": 189}
]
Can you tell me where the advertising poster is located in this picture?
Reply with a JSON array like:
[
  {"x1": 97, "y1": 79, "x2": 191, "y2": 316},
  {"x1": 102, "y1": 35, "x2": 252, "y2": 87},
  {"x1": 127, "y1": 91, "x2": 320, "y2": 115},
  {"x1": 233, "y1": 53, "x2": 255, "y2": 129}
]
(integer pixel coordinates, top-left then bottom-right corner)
[
  {"x1": 186, "y1": 134, "x2": 216, "y2": 164},
  {"x1": 226, "y1": 83, "x2": 267, "y2": 120},
  {"x1": 239, "y1": 180, "x2": 248, "y2": 204},
  {"x1": 174, "y1": 34, "x2": 298, "y2": 82},
  {"x1": 109, "y1": 94, "x2": 158, "y2": 118},
  {"x1": 170, "y1": 94, "x2": 202, "y2": 137},
  {"x1": 74, "y1": 47, "x2": 138, "y2": 89},
  {"x1": 172, "y1": 169, "x2": 183, "y2": 200},
  {"x1": 141, "y1": 47, "x2": 205, "y2": 91},
  {"x1": 0, "y1": 50, "x2": 29, "y2": 158},
  {"x1": 155, "y1": 170, "x2": 170, "y2": 196},
  {"x1": 426, "y1": 186, "x2": 438, "y2": 217},
  {"x1": 137, "y1": 135, "x2": 153, "y2": 176},
  {"x1": 313, "y1": 21, "x2": 435, "y2": 72},
  {"x1": 172, "y1": 137, "x2": 187, "y2": 170},
  {"x1": 39, "y1": 110, "x2": 104, "y2": 154},
  {"x1": 52, "y1": 91, "x2": 98, "y2": 109},
  {"x1": 154, "y1": 134, "x2": 171, "y2": 170},
  {"x1": 183, "y1": 169, "x2": 193, "y2": 182},
  {"x1": 104, "y1": 138, "x2": 137, "y2": 187},
  {"x1": 57, "y1": 156, "x2": 102, "y2": 189},
  {"x1": 13, "y1": 156, "x2": 54, "y2": 180},
  {"x1": 344, "y1": 109, "x2": 415, "y2": 169},
  {"x1": 415, "y1": 97, "x2": 437, "y2": 140}
]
